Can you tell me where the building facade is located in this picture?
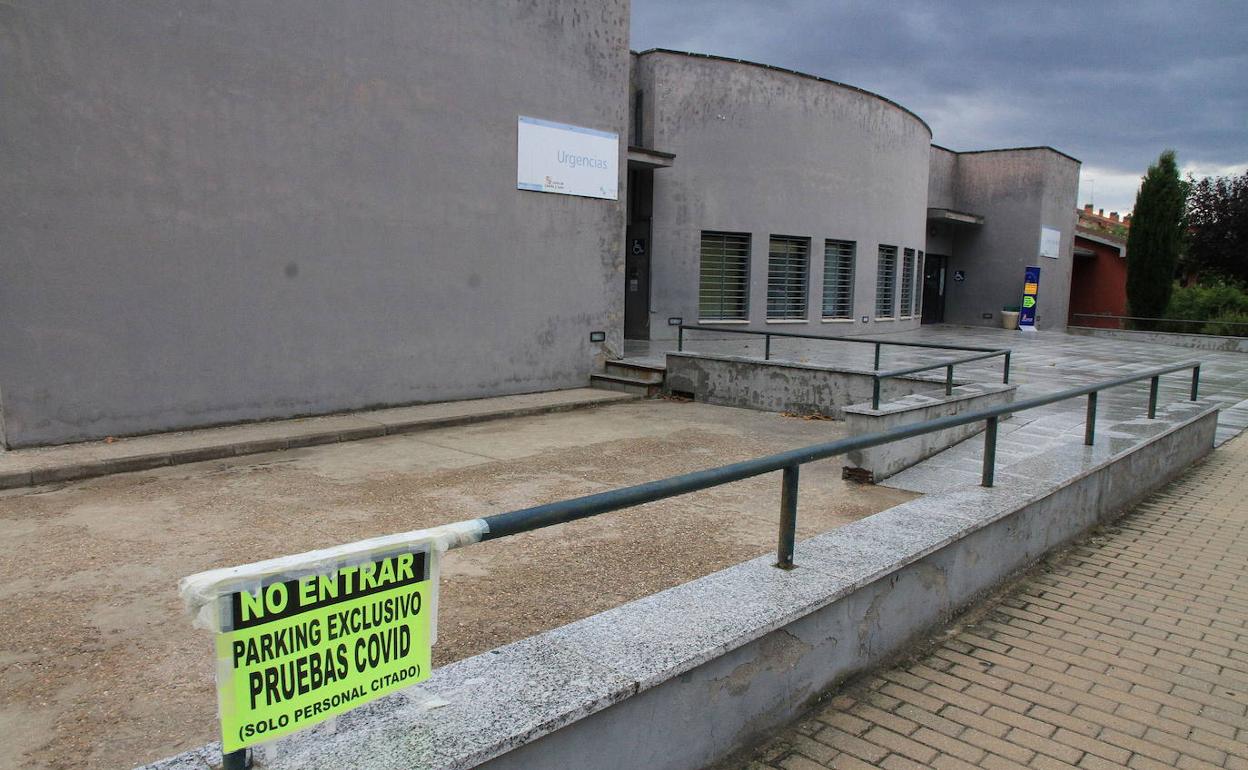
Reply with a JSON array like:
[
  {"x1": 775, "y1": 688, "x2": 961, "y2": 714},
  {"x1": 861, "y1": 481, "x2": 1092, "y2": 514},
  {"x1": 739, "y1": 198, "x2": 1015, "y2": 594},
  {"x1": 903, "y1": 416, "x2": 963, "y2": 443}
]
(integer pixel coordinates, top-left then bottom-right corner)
[
  {"x1": 0, "y1": 2, "x2": 1080, "y2": 448},
  {"x1": 1068, "y1": 206, "x2": 1130, "y2": 327},
  {"x1": 924, "y1": 146, "x2": 1082, "y2": 330},
  {"x1": 0, "y1": 0, "x2": 630, "y2": 447}
]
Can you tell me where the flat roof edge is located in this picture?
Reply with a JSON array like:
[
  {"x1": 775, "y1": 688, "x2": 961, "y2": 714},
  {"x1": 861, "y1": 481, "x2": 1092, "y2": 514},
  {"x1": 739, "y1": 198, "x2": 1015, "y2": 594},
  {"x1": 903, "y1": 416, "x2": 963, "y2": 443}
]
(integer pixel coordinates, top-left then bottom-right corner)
[
  {"x1": 946, "y1": 145, "x2": 1082, "y2": 165},
  {"x1": 635, "y1": 48, "x2": 932, "y2": 137}
]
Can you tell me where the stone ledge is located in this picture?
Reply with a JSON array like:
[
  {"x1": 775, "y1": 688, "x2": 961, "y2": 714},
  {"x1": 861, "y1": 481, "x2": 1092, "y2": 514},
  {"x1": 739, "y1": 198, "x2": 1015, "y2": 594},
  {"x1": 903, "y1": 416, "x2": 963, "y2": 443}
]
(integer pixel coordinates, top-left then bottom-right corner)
[
  {"x1": 663, "y1": 351, "x2": 960, "y2": 418},
  {"x1": 138, "y1": 399, "x2": 1219, "y2": 770},
  {"x1": 842, "y1": 382, "x2": 1018, "y2": 482}
]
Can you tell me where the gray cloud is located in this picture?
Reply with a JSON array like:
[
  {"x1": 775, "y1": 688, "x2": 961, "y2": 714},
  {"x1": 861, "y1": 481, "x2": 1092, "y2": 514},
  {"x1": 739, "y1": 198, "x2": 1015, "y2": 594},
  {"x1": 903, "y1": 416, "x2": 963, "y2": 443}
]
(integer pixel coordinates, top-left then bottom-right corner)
[{"x1": 631, "y1": 0, "x2": 1248, "y2": 212}]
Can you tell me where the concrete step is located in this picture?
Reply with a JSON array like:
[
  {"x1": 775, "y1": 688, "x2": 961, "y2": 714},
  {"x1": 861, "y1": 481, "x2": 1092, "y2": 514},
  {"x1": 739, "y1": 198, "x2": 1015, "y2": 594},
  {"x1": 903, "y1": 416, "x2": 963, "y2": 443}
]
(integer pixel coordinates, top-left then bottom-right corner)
[
  {"x1": 604, "y1": 359, "x2": 666, "y2": 383},
  {"x1": 589, "y1": 373, "x2": 663, "y2": 397}
]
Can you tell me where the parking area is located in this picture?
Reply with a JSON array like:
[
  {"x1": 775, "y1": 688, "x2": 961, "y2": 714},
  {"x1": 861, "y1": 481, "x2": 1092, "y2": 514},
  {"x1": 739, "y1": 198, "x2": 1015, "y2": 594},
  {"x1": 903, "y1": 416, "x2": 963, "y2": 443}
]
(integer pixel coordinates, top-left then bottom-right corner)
[{"x1": 0, "y1": 399, "x2": 914, "y2": 770}]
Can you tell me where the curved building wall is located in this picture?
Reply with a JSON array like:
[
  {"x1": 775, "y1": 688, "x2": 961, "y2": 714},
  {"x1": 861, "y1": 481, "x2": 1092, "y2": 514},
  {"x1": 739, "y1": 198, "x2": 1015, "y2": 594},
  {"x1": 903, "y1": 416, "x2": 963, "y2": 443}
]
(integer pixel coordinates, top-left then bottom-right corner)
[{"x1": 638, "y1": 51, "x2": 932, "y2": 340}]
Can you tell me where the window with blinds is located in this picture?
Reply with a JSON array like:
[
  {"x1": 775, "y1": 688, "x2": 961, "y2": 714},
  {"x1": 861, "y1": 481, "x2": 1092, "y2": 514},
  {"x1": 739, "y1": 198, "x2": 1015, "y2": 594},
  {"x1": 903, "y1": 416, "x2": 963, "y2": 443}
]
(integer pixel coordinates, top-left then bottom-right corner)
[
  {"x1": 822, "y1": 240, "x2": 855, "y2": 319},
  {"x1": 699, "y1": 231, "x2": 751, "y2": 320},
  {"x1": 767, "y1": 236, "x2": 810, "y2": 320},
  {"x1": 900, "y1": 248, "x2": 916, "y2": 317},
  {"x1": 915, "y1": 250, "x2": 925, "y2": 317},
  {"x1": 875, "y1": 244, "x2": 898, "y2": 318}
]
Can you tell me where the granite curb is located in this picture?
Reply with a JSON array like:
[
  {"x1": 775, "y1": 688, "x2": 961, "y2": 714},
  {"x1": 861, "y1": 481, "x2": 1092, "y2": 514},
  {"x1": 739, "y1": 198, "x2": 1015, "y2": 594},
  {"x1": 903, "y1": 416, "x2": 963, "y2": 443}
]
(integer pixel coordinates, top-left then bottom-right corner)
[{"x1": 0, "y1": 390, "x2": 637, "y2": 491}]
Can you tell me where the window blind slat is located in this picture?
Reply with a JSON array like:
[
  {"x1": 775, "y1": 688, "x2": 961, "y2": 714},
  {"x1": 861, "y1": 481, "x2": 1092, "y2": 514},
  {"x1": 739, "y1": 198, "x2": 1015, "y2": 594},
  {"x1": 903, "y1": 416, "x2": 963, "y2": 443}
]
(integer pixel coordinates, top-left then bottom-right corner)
[
  {"x1": 875, "y1": 244, "x2": 897, "y2": 318},
  {"x1": 767, "y1": 236, "x2": 810, "y2": 320},
  {"x1": 900, "y1": 248, "x2": 916, "y2": 318},
  {"x1": 822, "y1": 239, "x2": 855, "y2": 319},
  {"x1": 699, "y1": 231, "x2": 751, "y2": 320}
]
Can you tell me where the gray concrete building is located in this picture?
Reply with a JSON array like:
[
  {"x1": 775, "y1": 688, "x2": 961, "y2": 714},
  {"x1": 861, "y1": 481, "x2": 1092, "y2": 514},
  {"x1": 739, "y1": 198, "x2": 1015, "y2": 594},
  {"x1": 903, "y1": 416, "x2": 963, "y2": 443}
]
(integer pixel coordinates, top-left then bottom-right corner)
[
  {"x1": 924, "y1": 146, "x2": 1081, "y2": 329},
  {"x1": 630, "y1": 51, "x2": 931, "y2": 341},
  {"x1": 0, "y1": 0, "x2": 630, "y2": 448},
  {"x1": 0, "y1": 1, "x2": 1079, "y2": 448}
]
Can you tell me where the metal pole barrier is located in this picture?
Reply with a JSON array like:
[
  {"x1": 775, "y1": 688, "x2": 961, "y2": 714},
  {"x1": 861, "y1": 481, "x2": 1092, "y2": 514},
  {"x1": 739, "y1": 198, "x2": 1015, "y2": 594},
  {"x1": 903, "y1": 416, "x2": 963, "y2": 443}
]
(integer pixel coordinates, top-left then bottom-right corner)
[
  {"x1": 678, "y1": 325, "x2": 683, "y2": 352},
  {"x1": 981, "y1": 416, "x2": 998, "y2": 487},
  {"x1": 873, "y1": 342, "x2": 881, "y2": 371},
  {"x1": 765, "y1": 334, "x2": 771, "y2": 361},
  {"x1": 1003, "y1": 351, "x2": 1011, "y2": 384},
  {"x1": 872, "y1": 376, "x2": 881, "y2": 410},
  {"x1": 1148, "y1": 375, "x2": 1159, "y2": 419},
  {"x1": 1191, "y1": 365, "x2": 1200, "y2": 401},
  {"x1": 223, "y1": 750, "x2": 250, "y2": 770},
  {"x1": 1085, "y1": 392, "x2": 1097, "y2": 446},
  {"x1": 945, "y1": 364, "x2": 954, "y2": 396},
  {"x1": 776, "y1": 464, "x2": 799, "y2": 569}
]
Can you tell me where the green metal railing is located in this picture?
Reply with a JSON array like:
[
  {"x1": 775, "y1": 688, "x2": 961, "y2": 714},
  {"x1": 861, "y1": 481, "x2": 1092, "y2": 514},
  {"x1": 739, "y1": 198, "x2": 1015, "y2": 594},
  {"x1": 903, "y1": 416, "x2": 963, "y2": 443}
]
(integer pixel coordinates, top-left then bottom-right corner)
[
  {"x1": 222, "y1": 358, "x2": 1203, "y2": 770},
  {"x1": 480, "y1": 360, "x2": 1202, "y2": 567},
  {"x1": 675, "y1": 325, "x2": 1011, "y2": 408}
]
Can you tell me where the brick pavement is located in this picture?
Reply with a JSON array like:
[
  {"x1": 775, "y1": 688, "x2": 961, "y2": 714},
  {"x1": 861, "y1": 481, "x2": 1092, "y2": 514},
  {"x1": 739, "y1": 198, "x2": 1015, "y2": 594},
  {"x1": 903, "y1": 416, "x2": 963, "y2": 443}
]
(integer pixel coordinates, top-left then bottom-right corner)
[{"x1": 731, "y1": 434, "x2": 1248, "y2": 770}]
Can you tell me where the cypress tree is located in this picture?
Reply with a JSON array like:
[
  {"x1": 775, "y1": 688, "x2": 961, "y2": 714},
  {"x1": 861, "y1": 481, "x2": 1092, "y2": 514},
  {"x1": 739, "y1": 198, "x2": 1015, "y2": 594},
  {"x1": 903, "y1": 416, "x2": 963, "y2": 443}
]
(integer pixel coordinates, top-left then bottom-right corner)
[{"x1": 1125, "y1": 150, "x2": 1185, "y2": 329}]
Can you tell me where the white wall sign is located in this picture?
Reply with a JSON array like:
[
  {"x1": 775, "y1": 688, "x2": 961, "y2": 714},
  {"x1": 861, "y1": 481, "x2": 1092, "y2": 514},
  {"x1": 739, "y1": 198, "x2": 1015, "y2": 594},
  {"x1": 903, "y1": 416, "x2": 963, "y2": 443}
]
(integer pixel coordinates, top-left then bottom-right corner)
[
  {"x1": 517, "y1": 116, "x2": 619, "y2": 200},
  {"x1": 1039, "y1": 227, "x2": 1061, "y2": 259}
]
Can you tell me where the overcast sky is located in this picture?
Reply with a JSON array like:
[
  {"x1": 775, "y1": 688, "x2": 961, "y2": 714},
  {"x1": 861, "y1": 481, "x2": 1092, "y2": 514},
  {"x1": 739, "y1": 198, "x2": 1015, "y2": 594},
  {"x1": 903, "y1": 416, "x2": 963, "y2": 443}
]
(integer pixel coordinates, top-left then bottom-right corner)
[{"x1": 631, "y1": 0, "x2": 1248, "y2": 215}]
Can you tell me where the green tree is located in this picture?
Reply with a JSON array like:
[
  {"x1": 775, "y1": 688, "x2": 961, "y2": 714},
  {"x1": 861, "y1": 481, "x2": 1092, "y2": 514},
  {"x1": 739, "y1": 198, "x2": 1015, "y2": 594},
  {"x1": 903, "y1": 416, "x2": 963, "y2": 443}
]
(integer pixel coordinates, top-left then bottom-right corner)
[
  {"x1": 1125, "y1": 150, "x2": 1186, "y2": 329},
  {"x1": 1184, "y1": 170, "x2": 1248, "y2": 284}
]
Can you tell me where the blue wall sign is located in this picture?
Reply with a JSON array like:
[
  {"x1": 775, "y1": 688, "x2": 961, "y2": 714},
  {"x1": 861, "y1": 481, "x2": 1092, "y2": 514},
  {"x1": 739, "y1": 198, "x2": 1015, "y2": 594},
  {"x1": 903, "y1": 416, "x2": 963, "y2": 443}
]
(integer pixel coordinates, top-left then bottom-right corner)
[{"x1": 1019, "y1": 265, "x2": 1041, "y2": 330}]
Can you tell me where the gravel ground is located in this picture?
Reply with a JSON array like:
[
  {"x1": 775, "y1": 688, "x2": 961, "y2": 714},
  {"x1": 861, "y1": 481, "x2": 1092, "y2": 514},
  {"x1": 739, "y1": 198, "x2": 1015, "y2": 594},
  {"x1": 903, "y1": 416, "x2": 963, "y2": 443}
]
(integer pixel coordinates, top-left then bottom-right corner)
[{"x1": 0, "y1": 400, "x2": 915, "y2": 770}]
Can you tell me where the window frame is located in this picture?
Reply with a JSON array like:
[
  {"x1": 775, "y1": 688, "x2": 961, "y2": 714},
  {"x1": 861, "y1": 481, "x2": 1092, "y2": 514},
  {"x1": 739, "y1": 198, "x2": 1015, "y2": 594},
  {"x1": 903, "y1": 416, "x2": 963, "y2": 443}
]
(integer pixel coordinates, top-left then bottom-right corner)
[
  {"x1": 914, "y1": 250, "x2": 925, "y2": 318},
  {"x1": 766, "y1": 235, "x2": 811, "y2": 321},
  {"x1": 875, "y1": 244, "x2": 898, "y2": 319},
  {"x1": 900, "y1": 248, "x2": 916, "y2": 319},
  {"x1": 821, "y1": 239, "x2": 856, "y2": 321},
  {"x1": 698, "y1": 231, "x2": 752, "y2": 322}
]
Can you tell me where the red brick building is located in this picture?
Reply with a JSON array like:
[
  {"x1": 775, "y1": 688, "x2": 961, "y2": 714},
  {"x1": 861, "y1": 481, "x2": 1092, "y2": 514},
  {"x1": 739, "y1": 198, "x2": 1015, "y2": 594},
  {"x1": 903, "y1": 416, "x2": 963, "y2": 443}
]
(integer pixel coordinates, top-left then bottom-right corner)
[{"x1": 1068, "y1": 205, "x2": 1129, "y2": 327}]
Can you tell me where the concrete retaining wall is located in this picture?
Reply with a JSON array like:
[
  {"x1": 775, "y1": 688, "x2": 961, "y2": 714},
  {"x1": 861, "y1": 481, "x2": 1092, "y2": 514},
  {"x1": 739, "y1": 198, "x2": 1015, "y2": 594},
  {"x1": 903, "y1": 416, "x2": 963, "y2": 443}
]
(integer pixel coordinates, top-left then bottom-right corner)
[
  {"x1": 141, "y1": 400, "x2": 1218, "y2": 770},
  {"x1": 1067, "y1": 325, "x2": 1248, "y2": 353},
  {"x1": 663, "y1": 352, "x2": 955, "y2": 418},
  {"x1": 842, "y1": 382, "x2": 1017, "y2": 482}
]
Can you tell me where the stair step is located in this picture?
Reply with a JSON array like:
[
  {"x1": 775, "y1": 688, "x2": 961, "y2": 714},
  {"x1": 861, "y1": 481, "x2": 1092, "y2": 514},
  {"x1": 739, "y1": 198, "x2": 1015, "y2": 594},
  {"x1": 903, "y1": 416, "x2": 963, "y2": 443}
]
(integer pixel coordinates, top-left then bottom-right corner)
[
  {"x1": 604, "y1": 360, "x2": 666, "y2": 383},
  {"x1": 589, "y1": 373, "x2": 662, "y2": 397}
]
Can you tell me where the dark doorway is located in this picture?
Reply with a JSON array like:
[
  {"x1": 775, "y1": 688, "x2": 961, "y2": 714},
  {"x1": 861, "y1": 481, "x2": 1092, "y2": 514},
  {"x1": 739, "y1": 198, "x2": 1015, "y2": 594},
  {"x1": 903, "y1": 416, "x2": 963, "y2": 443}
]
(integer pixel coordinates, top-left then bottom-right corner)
[
  {"x1": 624, "y1": 168, "x2": 653, "y2": 339},
  {"x1": 921, "y1": 254, "x2": 947, "y2": 324}
]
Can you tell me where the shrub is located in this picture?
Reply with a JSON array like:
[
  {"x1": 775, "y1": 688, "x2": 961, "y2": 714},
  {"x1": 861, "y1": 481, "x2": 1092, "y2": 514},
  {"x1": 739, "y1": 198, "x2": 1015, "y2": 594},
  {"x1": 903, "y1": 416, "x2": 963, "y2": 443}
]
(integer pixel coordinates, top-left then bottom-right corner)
[{"x1": 1161, "y1": 281, "x2": 1248, "y2": 336}]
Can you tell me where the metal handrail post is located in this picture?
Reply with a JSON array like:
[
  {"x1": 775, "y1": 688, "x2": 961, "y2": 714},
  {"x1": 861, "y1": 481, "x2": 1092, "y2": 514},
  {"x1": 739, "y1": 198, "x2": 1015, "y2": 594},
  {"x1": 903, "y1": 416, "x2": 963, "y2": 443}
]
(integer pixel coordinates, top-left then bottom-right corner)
[
  {"x1": 1003, "y1": 351, "x2": 1011, "y2": 384},
  {"x1": 1191, "y1": 365, "x2": 1200, "y2": 400},
  {"x1": 1148, "y1": 375, "x2": 1160, "y2": 418},
  {"x1": 872, "y1": 376, "x2": 881, "y2": 410},
  {"x1": 765, "y1": 334, "x2": 771, "y2": 361},
  {"x1": 776, "y1": 465, "x2": 799, "y2": 569},
  {"x1": 873, "y1": 342, "x2": 881, "y2": 371},
  {"x1": 678, "y1": 325, "x2": 684, "y2": 352},
  {"x1": 945, "y1": 364, "x2": 954, "y2": 395},
  {"x1": 981, "y1": 416, "x2": 998, "y2": 487},
  {"x1": 1085, "y1": 392, "x2": 1097, "y2": 446}
]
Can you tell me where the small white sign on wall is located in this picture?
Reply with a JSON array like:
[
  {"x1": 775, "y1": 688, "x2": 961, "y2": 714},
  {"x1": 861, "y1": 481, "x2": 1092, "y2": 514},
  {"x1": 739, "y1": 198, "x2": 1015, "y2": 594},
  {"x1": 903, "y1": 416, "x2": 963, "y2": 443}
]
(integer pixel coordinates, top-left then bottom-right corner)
[
  {"x1": 1039, "y1": 227, "x2": 1061, "y2": 259},
  {"x1": 517, "y1": 116, "x2": 619, "y2": 201}
]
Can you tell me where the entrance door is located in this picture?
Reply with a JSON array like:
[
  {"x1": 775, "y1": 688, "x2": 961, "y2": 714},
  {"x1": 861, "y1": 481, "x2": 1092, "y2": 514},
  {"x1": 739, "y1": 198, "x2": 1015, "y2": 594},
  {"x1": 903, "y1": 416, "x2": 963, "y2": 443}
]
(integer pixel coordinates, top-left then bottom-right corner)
[
  {"x1": 921, "y1": 254, "x2": 947, "y2": 324},
  {"x1": 624, "y1": 167, "x2": 652, "y2": 340},
  {"x1": 624, "y1": 226, "x2": 650, "y2": 339}
]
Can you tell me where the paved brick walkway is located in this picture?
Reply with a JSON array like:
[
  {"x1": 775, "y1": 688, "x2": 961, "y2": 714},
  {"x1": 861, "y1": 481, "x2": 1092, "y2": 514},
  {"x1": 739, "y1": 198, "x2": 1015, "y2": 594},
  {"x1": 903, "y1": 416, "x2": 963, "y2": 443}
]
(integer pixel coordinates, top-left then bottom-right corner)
[{"x1": 735, "y1": 435, "x2": 1248, "y2": 770}]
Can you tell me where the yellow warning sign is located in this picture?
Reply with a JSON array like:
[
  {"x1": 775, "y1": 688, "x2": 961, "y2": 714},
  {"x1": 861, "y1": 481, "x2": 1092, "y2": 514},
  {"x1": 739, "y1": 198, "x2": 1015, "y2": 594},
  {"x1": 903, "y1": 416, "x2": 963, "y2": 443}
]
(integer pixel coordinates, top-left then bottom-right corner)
[{"x1": 214, "y1": 550, "x2": 432, "y2": 751}]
